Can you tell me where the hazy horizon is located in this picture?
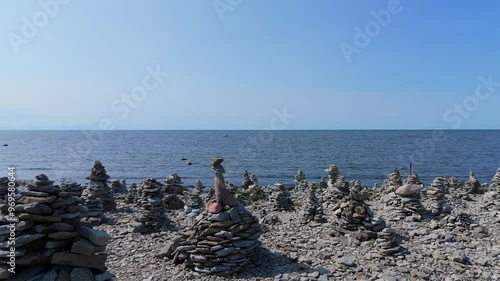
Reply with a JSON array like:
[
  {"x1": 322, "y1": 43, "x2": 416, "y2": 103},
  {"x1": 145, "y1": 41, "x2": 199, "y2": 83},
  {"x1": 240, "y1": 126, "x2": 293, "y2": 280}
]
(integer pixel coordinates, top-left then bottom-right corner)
[{"x1": 1, "y1": 1, "x2": 499, "y2": 130}]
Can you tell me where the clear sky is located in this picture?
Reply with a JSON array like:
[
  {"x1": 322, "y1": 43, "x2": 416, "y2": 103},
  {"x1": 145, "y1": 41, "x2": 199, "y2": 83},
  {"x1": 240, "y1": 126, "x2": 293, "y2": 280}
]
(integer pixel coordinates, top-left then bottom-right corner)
[{"x1": 1, "y1": 0, "x2": 499, "y2": 130}]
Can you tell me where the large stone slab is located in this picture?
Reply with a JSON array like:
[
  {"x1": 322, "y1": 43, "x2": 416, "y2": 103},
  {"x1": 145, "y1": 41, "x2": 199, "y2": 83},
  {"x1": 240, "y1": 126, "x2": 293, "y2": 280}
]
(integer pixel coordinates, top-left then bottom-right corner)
[
  {"x1": 76, "y1": 226, "x2": 111, "y2": 246},
  {"x1": 51, "y1": 252, "x2": 107, "y2": 270}
]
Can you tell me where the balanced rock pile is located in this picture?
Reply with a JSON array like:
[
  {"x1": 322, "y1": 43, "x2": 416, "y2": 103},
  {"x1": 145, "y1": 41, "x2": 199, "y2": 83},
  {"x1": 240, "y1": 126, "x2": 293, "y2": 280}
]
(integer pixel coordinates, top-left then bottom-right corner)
[
  {"x1": 382, "y1": 169, "x2": 403, "y2": 193},
  {"x1": 324, "y1": 175, "x2": 349, "y2": 202},
  {"x1": 110, "y1": 179, "x2": 125, "y2": 194},
  {"x1": 59, "y1": 179, "x2": 83, "y2": 197},
  {"x1": 324, "y1": 164, "x2": 340, "y2": 188},
  {"x1": 490, "y1": 168, "x2": 500, "y2": 191},
  {"x1": 374, "y1": 227, "x2": 401, "y2": 257},
  {"x1": 270, "y1": 182, "x2": 294, "y2": 211},
  {"x1": 125, "y1": 183, "x2": 138, "y2": 203},
  {"x1": 164, "y1": 173, "x2": 183, "y2": 194},
  {"x1": 435, "y1": 212, "x2": 485, "y2": 235},
  {"x1": 294, "y1": 169, "x2": 307, "y2": 189},
  {"x1": 302, "y1": 189, "x2": 325, "y2": 224},
  {"x1": 133, "y1": 178, "x2": 168, "y2": 233},
  {"x1": 184, "y1": 190, "x2": 204, "y2": 217},
  {"x1": 164, "y1": 194, "x2": 185, "y2": 210},
  {"x1": 241, "y1": 170, "x2": 253, "y2": 190},
  {"x1": 330, "y1": 190, "x2": 385, "y2": 237},
  {"x1": 81, "y1": 161, "x2": 115, "y2": 226},
  {"x1": 0, "y1": 177, "x2": 9, "y2": 203},
  {"x1": 194, "y1": 179, "x2": 204, "y2": 191},
  {"x1": 0, "y1": 174, "x2": 111, "y2": 281},
  {"x1": 167, "y1": 158, "x2": 263, "y2": 276},
  {"x1": 448, "y1": 176, "x2": 464, "y2": 189},
  {"x1": 464, "y1": 171, "x2": 482, "y2": 194},
  {"x1": 405, "y1": 174, "x2": 422, "y2": 185},
  {"x1": 383, "y1": 183, "x2": 425, "y2": 221},
  {"x1": 425, "y1": 176, "x2": 450, "y2": 217}
]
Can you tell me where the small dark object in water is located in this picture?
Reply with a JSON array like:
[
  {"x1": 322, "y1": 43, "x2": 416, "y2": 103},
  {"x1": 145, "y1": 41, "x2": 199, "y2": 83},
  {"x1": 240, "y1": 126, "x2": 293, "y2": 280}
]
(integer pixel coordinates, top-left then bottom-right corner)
[
  {"x1": 223, "y1": 135, "x2": 228, "y2": 137},
  {"x1": 187, "y1": 162, "x2": 192, "y2": 166},
  {"x1": 181, "y1": 158, "x2": 187, "y2": 160},
  {"x1": 2, "y1": 144, "x2": 7, "y2": 146}
]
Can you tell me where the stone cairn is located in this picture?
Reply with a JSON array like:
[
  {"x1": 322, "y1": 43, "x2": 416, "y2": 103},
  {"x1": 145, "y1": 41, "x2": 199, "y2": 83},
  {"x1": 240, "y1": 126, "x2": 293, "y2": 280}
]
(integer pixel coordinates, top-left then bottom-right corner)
[
  {"x1": 164, "y1": 194, "x2": 185, "y2": 210},
  {"x1": 294, "y1": 169, "x2": 307, "y2": 189},
  {"x1": 330, "y1": 190, "x2": 386, "y2": 237},
  {"x1": 405, "y1": 174, "x2": 422, "y2": 185},
  {"x1": 302, "y1": 189, "x2": 325, "y2": 224},
  {"x1": 164, "y1": 173, "x2": 184, "y2": 194},
  {"x1": 374, "y1": 227, "x2": 401, "y2": 257},
  {"x1": 436, "y1": 211, "x2": 485, "y2": 235},
  {"x1": 80, "y1": 161, "x2": 115, "y2": 226},
  {"x1": 464, "y1": 171, "x2": 482, "y2": 194},
  {"x1": 382, "y1": 169, "x2": 403, "y2": 193},
  {"x1": 318, "y1": 177, "x2": 328, "y2": 189},
  {"x1": 250, "y1": 174, "x2": 258, "y2": 188},
  {"x1": 0, "y1": 177, "x2": 9, "y2": 203},
  {"x1": 59, "y1": 178, "x2": 83, "y2": 197},
  {"x1": 241, "y1": 170, "x2": 252, "y2": 190},
  {"x1": 448, "y1": 176, "x2": 464, "y2": 189},
  {"x1": 184, "y1": 189, "x2": 204, "y2": 217},
  {"x1": 132, "y1": 178, "x2": 168, "y2": 233},
  {"x1": 325, "y1": 164, "x2": 340, "y2": 188},
  {"x1": 424, "y1": 177, "x2": 451, "y2": 217},
  {"x1": 166, "y1": 158, "x2": 263, "y2": 276},
  {"x1": 270, "y1": 181, "x2": 294, "y2": 211},
  {"x1": 0, "y1": 174, "x2": 111, "y2": 281},
  {"x1": 126, "y1": 183, "x2": 138, "y2": 203},
  {"x1": 490, "y1": 168, "x2": 500, "y2": 191},
  {"x1": 324, "y1": 174, "x2": 350, "y2": 203},
  {"x1": 382, "y1": 182, "x2": 425, "y2": 221},
  {"x1": 194, "y1": 179, "x2": 204, "y2": 191},
  {"x1": 110, "y1": 179, "x2": 125, "y2": 194}
]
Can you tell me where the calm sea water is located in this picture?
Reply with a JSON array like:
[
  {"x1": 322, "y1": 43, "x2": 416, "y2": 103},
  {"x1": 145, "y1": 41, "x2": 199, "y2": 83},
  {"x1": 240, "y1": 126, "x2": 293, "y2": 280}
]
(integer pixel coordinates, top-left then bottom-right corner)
[{"x1": 0, "y1": 130, "x2": 499, "y2": 187}]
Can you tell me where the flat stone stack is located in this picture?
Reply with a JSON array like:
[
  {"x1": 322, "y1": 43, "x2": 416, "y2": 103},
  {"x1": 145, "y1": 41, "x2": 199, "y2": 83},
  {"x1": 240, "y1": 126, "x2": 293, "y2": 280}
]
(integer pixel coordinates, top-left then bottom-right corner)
[
  {"x1": 164, "y1": 194, "x2": 185, "y2": 210},
  {"x1": 194, "y1": 180, "x2": 204, "y2": 191},
  {"x1": 110, "y1": 179, "x2": 125, "y2": 194},
  {"x1": 59, "y1": 179, "x2": 83, "y2": 197},
  {"x1": 0, "y1": 177, "x2": 9, "y2": 203},
  {"x1": 241, "y1": 170, "x2": 252, "y2": 190},
  {"x1": 164, "y1": 173, "x2": 184, "y2": 195},
  {"x1": 125, "y1": 183, "x2": 138, "y2": 203},
  {"x1": 270, "y1": 183, "x2": 294, "y2": 211},
  {"x1": 302, "y1": 189, "x2": 325, "y2": 224},
  {"x1": 382, "y1": 169, "x2": 403, "y2": 193},
  {"x1": 318, "y1": 177, "x2": 328, "y2": 189},
  {"x1": 81, "y1": 161, "x2": 116, "y2": 226},
  {"x1": 405, "y1": 174, "x2": 422, "y2": 185},
  {"x1": 374, "y1": 228, "x2": 401, "y2": 257},
  {"x1": 0, "y1": 174, "x2": 111, "y2": 281},
  {"x1": 294, "y1": 169, "x2": 307, "y2": 189},
  {"x1": 490, "y1": 168, "x2": 500, "y2": 191},
  {"x1": 133, "y1": 178, "x2": 167, "y2": 233},
  {"x1": 448, "y1": 176, "x2": 464, "y2": 189},
  {"x1": 464, "y1": 171, "x2": 482, "y2": 194},
  {"x1": 330, "y1": 190, "x2": 386, "y2": 237},
  {"x1": 424, "y1": 177, "x2": 450, "y2": 216},
  {"x1": 167, "y1": 204, "x2": 263, "y2": 276},
  {"x1": 324, "y1": 164, "x2": 340, "y2": 188},
  {"x1": 436, "y1": 212, "x2": 485, "y2": 235},
  {"x1": 323, "y1": 175, "x2": 349, "y2": 203},
  {"x1": 250, "y1": 174, "x2": 258, "y2": 188},
  {"x1": 184, "y1": 190, "x2": 204, "y2": 216},
  {"x1": 382, "y1": 184, "x2": 425, "y2": 221}
]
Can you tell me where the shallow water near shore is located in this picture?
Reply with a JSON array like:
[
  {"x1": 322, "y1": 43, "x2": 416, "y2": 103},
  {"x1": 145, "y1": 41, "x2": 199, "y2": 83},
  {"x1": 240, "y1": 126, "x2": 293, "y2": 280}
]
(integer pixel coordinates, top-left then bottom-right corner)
[{"x1": 0, "y1": 130, "x2": 499, "y2": 186}]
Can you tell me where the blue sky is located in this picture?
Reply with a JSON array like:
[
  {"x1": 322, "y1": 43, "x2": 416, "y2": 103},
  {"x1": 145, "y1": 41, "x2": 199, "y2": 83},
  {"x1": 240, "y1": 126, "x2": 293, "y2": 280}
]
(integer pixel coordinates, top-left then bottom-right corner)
[{"x1": 1, "y1": 0, "x2": 499, "y2": 130}]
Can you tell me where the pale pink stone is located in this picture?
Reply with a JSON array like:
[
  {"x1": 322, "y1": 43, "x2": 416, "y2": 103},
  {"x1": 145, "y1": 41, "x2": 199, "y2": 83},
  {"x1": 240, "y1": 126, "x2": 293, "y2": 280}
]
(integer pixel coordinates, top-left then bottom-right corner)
[
  {"x1": 396, "y1": 184, "x2": 423, "y2": 196},
  {"x1": 208, "y1": 201, "x2": 222, "y2": 214}
]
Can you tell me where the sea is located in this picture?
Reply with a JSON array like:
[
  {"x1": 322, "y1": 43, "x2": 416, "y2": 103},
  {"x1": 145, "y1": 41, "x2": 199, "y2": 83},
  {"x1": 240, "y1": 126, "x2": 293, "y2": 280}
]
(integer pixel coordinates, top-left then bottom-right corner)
[{"x1": 0, "y1": 130, "x2": 499, "y2": 187}]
